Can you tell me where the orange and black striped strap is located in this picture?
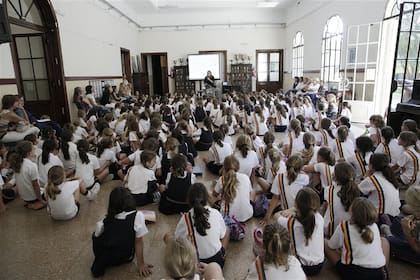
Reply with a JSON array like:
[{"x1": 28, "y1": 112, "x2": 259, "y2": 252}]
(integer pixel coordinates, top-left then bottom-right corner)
[
  {"x1": 355, "y1": 152, "x2": 367, "y2": 176},
  {"x1": 328, "y1": 186, "x2": 335, "y2": 237},
  {"x1": 287, "y1": 217, "x2": 298, "y2": 256},
  {"x1": 320, "y1": 129, "x2": 328, "y2": 146},
  {"x1": 325, "y1": 164, "x2": 333, "y2": 187},
  {"x1": 278, "y1": 174, "x2": 288, "y2": 209},
  {"x1": 369, "y1": 175, "x2": 385, "y2": 215},
  {"x1": 288, "y1": 132, "x2": 293, "y2": 157},
  {"x1": 406, "y1": 150, "x2": 419, "y2": 185},
  {"x1": 254, "y1": 113, "x2": 259, "y2": 135},
  {"x1": 184, "y1": 212, "x2": 198, "y2": 250},
  {"x1": 211, "y1": 146, "x2": 220, "y2": 163},
  {"x1": 341, "y1": 221, "x2": 353, "y2": 265},
  {"x1": 382, "y1": 143, "x2": 391, "y2": 163},
  {"x1": 255, "y1": 256, "x2": 266, "y2": 280},
  {"x1": 336, "y1": 139, "x2": 344, "y2": 159}
]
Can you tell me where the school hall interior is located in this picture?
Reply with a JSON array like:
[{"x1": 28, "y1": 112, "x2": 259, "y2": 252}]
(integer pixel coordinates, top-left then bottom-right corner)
[{"x1": 0, "y1": 0, "x2": 420, "y2": 279}]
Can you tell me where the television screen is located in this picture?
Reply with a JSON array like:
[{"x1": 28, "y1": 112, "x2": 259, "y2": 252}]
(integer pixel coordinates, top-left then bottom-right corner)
[{"x1": 188, "y1": 54, "x2": 220, "y2": 80}]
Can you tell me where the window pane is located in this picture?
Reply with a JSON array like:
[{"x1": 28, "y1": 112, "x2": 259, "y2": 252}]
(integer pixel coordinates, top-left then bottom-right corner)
[
  {"x1": 258, "y1": 53, "x2": 267, "y2": 63},
  {"x1": 354, "y1": 84, "x2": 364, "y2": 101},
  {"x1": 402, "y1": 4, "x2": 415, "y2": 31},
  {"x1": 19, "y1": 59, "x2": 34, "y2": 80},
  {"x1": 15, "y1": 37, "x2": 31, "y2": 59},
  {"x1": 270, "y1": 72, "x2": 279, "y2": 82},
  {"x1": 368, "y1": 43, "x2": 379, "y2": 62},
  {"x1": 258, "y1": 72, "x2": 268, "y2": 82},
  {"x1": 357, "y1": 45, "x2": 367, "y2": 63},
  {"x1": 33, "y1": 59, "x2": 47, "y2": 79},
  {"x1": 406, "y1": 60, "x2": 416, "y2": 80},
  {"x1": 408, "y1": 33, "x2": 420, "y2": 59},
  {"x1": 7, "y1": 0, "x2": 21, "y2": 19},
  {"x1": 398, "y1": 32, "x2": 409, "y2": 59},
  {"x1": 29, "y1": 36, "x2": 44, "y2": 58},
  {"x1": 23, "y1": 81, "x2": 37, "y2": 101},
  {"x1": 270, "y1": 53, "x2": 279, "y2": 63},
  {"x1": 36, "y1": 80, "x2": 50, "y2": 100},
  {"x1": 365, "y1": 84, "x2": 374, "y2": 101},
  {"x1": 24, "y1": 0, "x2": 43, "y2": 25}
]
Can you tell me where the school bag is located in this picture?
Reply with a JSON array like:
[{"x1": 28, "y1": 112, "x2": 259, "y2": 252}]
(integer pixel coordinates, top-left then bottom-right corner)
[
  {"x1": 222, "y1": 202, "x2": 245, "y2": 241},
  {"x1": 253, "y1": 194, "x2": 269, "y2": 218}
]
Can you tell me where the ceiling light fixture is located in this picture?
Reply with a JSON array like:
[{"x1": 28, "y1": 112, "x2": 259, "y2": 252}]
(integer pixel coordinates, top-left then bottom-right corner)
[{"x1": 257, "y1": 1, "x2": 279, "y2": 8}]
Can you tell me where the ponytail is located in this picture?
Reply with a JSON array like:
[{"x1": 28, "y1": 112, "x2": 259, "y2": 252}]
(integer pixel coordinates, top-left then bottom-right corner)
[
  {"x1": 335, "y1": 162, "x2": 360, "y2": 211},
  {"x1": 187, "y1": 183, "x2": 210, "y2": 236},
  {"x1": 263, "y1": 222, "x2": 290, "y2": 268},
  {"x1": 60, "y1": 129, "x2": 73, "y2": 161},
  {"x1": 10, "y1": 140, "x2": 33, "y2": 172},
  {"x1": 222, "y1": 156, "x2": 240, "y2": 204},
  {"x1": 235, "y1": 134, "x2": 251, "y2": 158},
  {"x1": 97, "y1": 137, "x2": 112, "y2": 157},
  {"x1": 286, "y1": 155, "x2": 303, "y2": 184},
  {"x1": 295, "y1": 188, "x2": 319, "y2": 245},
  {"x1": 318, "y1": 147, "x2": 336, "y2": 166},
  {"x1": 369, "y1": 153, "x2": 398, "y2": 188},
  {"x1": 77, "y1": 139, "x2": 90, "y2": 164},
  {"x1": 350, "y1": 197, "x2": 377, "y2": 244},
  {"x1": 46, "y1": 166, "x2": 65, "y2": 200},
  {"x1": 42, "y1": 139, "x2": 58, "y2": 165},
  {"x1": 213, "y1": 130, "x2": 224, "y2": 148},
  {"x1": 321, "y1": 118, "x2": 336, "y2": 140}
]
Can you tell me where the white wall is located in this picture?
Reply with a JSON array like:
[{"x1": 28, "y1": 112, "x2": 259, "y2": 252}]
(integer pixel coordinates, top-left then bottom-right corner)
[
  {"x1": 139, "y1": 27, "x2": 286, "y2": 92},
  {"x1": 0, "y1": 44, "x2": 14, "y2": 79}
]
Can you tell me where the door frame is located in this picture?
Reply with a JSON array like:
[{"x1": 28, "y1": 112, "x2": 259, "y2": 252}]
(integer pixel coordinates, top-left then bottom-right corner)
[
  {"x1": 120, "y1": 47, "x2": 132, "y2": 83},
  {"x1": 140, "y1": 52, "x2": 169, "y2": 95},
  {"x1": 256, "y1": 49, "x2": 283, "y2": 92},
  {"x1": 6, "y1": 0, "x2": 69, "y2": 124}
]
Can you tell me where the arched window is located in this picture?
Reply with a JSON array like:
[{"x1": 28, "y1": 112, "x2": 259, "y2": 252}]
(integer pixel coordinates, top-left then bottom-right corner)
[
  {"x1": 292, "y1": 32, "x2": 304, "y2": 77},
  {"x1": 385, "y1": 0, "x2": 401, "y2": 19},
  {"x1": 321, "y1": 15, "x2": 343, "y2": 85}
]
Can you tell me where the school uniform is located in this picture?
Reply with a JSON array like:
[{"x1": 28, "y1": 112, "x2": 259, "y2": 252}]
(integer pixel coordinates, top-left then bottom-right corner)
[
  {"x1": 206, "y1": 142, "x2": 233, "y2": 175},
  {"x1": 341, "y1": 108, "x2": 352, "y2": 122},
  {"x1": 47, "y1": 180, "x2": 80, "y2": 220},
  {"x1": 159, "y1": 172, "x2": 194, "y2": 215},
  {"x1": 194, "y1": 106, "x2": 206, "y2": 122},
  {"x1": 312, "y1": 111, "x2": 326, "y2": 131},
  {"x1": 396, "y1": 146, "x2": 420, "y2": 186},
  {"x1": 38, "y1": 153, "x2": 64, "y2": 187},
  {"x1": 313, "y1": 162, "x2": 334, "y2": 188},
  {"x1": 251, "y1": 113, "x2": 269, "y2": 136},
  {"x1": 75, "y1": 153, "x2": 101, "y2": 197},
  {"x1": 266, "y1": 161, "x2": 287, "y2": 186},
  {"x1": 213, "y1": 110, "x2": 224, "y2": 128},
  {"x1": 138, "y1": 119, "x2": 150, "y2": 135},
  {"x1": 323, "y1": 184, "x2": 351, "y2": 237},
  {"x1": 286, "y1": 131, "x2": 305, "y2": 157},
  {"x1": 73, "y1": 126, "x2": 88, "y2": 142},
  {"x1": 348, "y1": 151, "x2": 373, "y2": 183},
  {"x1": 59, "y1": 142, "x2": 78, "y2": 172},
  {"x1": 317, "y1": 129, "x2": 335, "y2": 149},
  {"x1": 332, "y1": 139, "x2": 354, "y2": 162},
  {"x1": 273, "y1": 110, "x2": 289, "y2": 132},
  {"x1": 328, "y1": 221, "x2": 387, "y2": 280},
  {"x1": 195, "y1": 128, "x2": 213, "y2": 151},
  {"x1": 375, "y1": 139, "x2": 403, "y2": 166},
  {"x1": 246, "y1": 256, "x2": 306, "y2": 280},
  {"x1": 175, "y1": 206, "x2": 227, "y2": 267},
  {"x1": 234, "y1": 150, "x2": 259, "y2": 177},
  {"x1": 369, "y1": 127, "x2": 382, "y2": 148},
  {"x1": 278, "y1": 213, "x2": 325, "y2": 275},
  {"x1": 359, "y1": 172, "x2": 400, "y2": 217},
  {"x1": 125, "y1": 164, "x2": 157, "y2": 206},
  {"x1": 98, "y1": 147, "x2": 119, "y2": 179},
  {"x1": 92, "y1": 210, "x2": 148, "y2": 277},
  {"x1": 15, "y1": 158, "x2": 40, "y2": 202},
  {"x1": 214, "y1": 173, "x2": 253, "y2": 222},
  {"x1": 223, "y1": 115, "x2": 238, "y2": 135},
  {"x1": 271, "y1": 173, "x2": 309, "y2": 210}
]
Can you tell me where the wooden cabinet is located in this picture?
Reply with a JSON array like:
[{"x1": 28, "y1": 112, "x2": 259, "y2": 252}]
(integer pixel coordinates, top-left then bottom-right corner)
[
  {"x1": 132, "y1": 72, "x2": 149, "y2": 96},
  {"x1": 174, "y1": 66, "x2": 195, "y2": 94},
  {"x1": 230, "y1": 64, "x2": 252, "y2": 93}
]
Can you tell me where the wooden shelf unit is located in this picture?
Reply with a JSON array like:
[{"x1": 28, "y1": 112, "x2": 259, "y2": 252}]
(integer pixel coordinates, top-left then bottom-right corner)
[
  {"x1": 174, "y1": 66, "x2": 195, "y2": 94},
  {"x1": 230, "y1": 63, "x2": 252, "y2": 93}
]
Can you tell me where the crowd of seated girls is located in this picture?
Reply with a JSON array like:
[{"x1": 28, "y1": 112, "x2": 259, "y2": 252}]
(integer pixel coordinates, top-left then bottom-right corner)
[{"x1": 1, "y1": 85, "x2": 420, "y2": 280}]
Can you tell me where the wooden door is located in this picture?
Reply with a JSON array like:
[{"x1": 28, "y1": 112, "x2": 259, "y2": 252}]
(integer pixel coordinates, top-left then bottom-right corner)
[
  {"x1": 121, "y1": 48, "x2": 131, "y2": 82},
  {"x1": 256, "y1": 49, "x2": 283, "y2": 92}
]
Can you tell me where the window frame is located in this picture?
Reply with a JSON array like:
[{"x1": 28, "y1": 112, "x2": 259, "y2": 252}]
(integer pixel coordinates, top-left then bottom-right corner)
[{"x1": 292, "y1": 31, "x2": 304, "y2": 77}]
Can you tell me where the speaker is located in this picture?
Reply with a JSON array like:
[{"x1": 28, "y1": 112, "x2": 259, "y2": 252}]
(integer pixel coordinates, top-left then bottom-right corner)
[
  {"x1": 412, "y1": 79, "x2": 420, "y2": 101},
  {"x1": 0, "y1": 4, "x2": 11, "y2": 44}
]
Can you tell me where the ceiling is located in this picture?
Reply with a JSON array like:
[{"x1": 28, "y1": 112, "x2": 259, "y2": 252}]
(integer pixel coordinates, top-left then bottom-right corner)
[{"x1": 101, "y1": 0, "x2": 296, "y2": 30}]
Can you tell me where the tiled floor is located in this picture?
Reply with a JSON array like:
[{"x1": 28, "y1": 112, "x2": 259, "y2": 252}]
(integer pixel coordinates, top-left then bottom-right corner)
[{"x1": 0, "y1": 127, "x2": 419, "y2": 279}]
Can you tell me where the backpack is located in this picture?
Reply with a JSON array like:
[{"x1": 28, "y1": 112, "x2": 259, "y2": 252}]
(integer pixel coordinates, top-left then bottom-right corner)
[
  {"x1": 253, "y1": 194, "x2": 269, "y2": 218},
  {"x1": 223, "y1": 215, "x2": 245, "y2": 241}
]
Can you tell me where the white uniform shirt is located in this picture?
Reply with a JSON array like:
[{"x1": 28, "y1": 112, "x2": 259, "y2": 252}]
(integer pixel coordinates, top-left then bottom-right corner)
[
  {"x1": 75, "y1": 153, "x2": 100, "y2": 187},
  {"x1": 126, "y1": 165, "x2": 156, "y2": 194},
  {"x1": 15, "y1": 158, "x2": 39, "y2": 201},
  {"x1": 251, "y1": 113, "x2": 268, "y2": 136},
  {"x1": 397, "y1": 146, "x2": 420, "y2": 185},
  {"x1": 375, "y1": 139, "x2": 403, "y2": 166},
  {"x1": 314, "y1": 162, "x2": 334, "y2": 188},
  {"x1": 59, "y1": 142, "x2": 78, "y2": 172},
  {"x1": 234, "y1": 150, "x2": 259, "y2": 177},
  {"x1": 278, "y1": 213, "x2": 325, "y2": 266},
  {"x1": 271, "y1": 173, "x2": 309, "y2": 209},
  {"x1": 38, "y1": 153, "x2": 64, "y2": 187},
  {"x1": 215, "y1": 173, "x2": 253, "y2": 222},
  {"x1": 98, "y1": 148, "x2": 117, "y2": 168},
  {"x1": 47, "y1": 180, "x2": 79, "y2": 220},
  {"x1": 128, "y1": 150, "x2": 162, "y2": 171},
  {"x1": 328, "y1": 222, "x2": 386, "y2": 269},
  {"x1": 95, "y1": 210, "x2": 148, "y2": 238},
  {"x1": 359, "y1": 172, "x2": 400, "y2": 217},
  {"x1": 332, "y1": 139, "x2": 354, "y2": 162},
  {"x1": 323, "y1": 184, "x2": 351, "y2": 237},
  {"x1": 287, "y1": 132, "x2": 305, "y2": 157},
  {"x1": 246, "y1": 256, "x2": 306, "y2": 280},
  {"x1": 209, "y1": 142, "x2": 233, "y2": 165},
  {"x1": 175, "y1": 206, "x2": 226, "y2": 259},
  {"x1": 347, "y1": 151, "x2": 372, "y2": 183}
]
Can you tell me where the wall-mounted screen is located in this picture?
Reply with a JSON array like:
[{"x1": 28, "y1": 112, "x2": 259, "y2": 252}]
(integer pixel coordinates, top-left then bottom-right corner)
[{"x1": 188, "y1": 54, "x2": 220, "y2": 80}]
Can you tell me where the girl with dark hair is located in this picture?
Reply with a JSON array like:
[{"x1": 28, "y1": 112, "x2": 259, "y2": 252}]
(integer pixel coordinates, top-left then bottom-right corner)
[
  {"x1": 247, "y1": 222, "x2": 306, "y2": 279},
  {"x1": 234, "y1": 134, "x2": 259, "y2": 177},
  {"x1": 392, "y1": 131, "x2": 420, "y2": 188},
  {"x1": 275, "y1": 188, "x2": 324, "y2": 276},
  {"x1": 213, "y1": 155, "x2": 253, "y2": 223},
  {"x1": 175, "y1": 183, "x2": 229, "y2": 268},
  {"x1": 282, "y1": 119, "x2": 304, "y2": 158},
  {"x1": 97, "y1": 137, "x2": 119, "y2": 180},
  {"x1": 10, "y1": 140, "x2": 44, "y2": 210},
  {"x1": 272, "y1": 103, "x2": 289, "y2": 132},
  {"x1": 325, "y1": 198, "x2": 389, "y2": 280},
  {"x1": 375, "y1": 126, "x2": 403, "y2": 165},
  {"x1": 359, "y1": 153, "x2": 400, "y2": 218},
  {"x1": 347, "y1": 136, "x2": 374, "y2": 183},
  {"x1": 251, "y1": 106, "x2": 268, "y2": 136},
  {"x1": 300, "y1": 132, "x2": 319, "y2": 165},
  {"x1": 194, "y1": 117, "x2": 213, "y2": 151},
  {"x1": 368, "y1": 115, "x2": 385, "y2": 148},
  {"x1": 332, "y1": 125, "x2": 354, "y2": 161},
  {"x1": 91, "y1": 187, "x2": 152, "y2": 277},
  {"x1": 159, "y1": 154, "x2": 195, "y2": 215},
  {"x1": 37, "y1": 139, "x2": 63, "y2": 187},
  {"x1": 204, "y1": 130, "x2": 233, "y2": 175},
  {"x1": 317, "y1": 118, "x2": 336, "y2": 148},
  {"x1": 323, "y1": 162, "x2": 360, "y2": 238},
  {"x1": 58, "y1": 128, "x2": 78, "y2": 175}
]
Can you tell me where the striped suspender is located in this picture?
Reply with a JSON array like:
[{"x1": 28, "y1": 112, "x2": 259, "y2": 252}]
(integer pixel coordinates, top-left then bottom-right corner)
[
  {"x1": 369, "y1": 175, "x2": 385, "y2": 215},
  {"x1": 278, "y1": 174, "x2": 288, "y2": 209},
  {"x1": 254, "y1": 114, "x2": 260, "y2": 135},
  {"x1": 327, "y1": 186, "x2": 335, "y2": 237},
  {"x1": 341, "y1": 221, "x2": 353, "y2": 265},
  {"x1": 211, "y1": 146, "x2": 220, "y2": 164},
  {"x1": 255, "y1": 256, "x2": 266, "y2": 280},
  {"x1": 320, "y1": 130, "x2": 328, "y2": 146},
  {"x1": 288, "y1": 132, "x2": 293, "y2": 158},
  {"x1": 383, "y1": 143, "x2": 391, "y2": 163},
  {"x1": 336, "y1": 139, "x2": 344, "y2": 159},
  {"x1": 185, "y1": 212, "x2": 198, "y2": 250},
  {"x1": 355, "y1": 152, "x2": 367, "y2": 177},
  {"x1": 325, "y1": 164, "x2": 333, "y2": 187},
  {"x1": 406, "y1": 150, "x2": 419, "y2": 185},
  {"x1": 287, "y1": 217, "x2": 298, "y2": 257}
]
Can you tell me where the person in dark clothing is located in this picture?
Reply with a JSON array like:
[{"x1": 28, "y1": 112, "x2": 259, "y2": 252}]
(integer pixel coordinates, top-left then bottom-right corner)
[
  {"x1": 195, "y1": 117, "x2": 213, "y2": 151},
  {"x1": 100, "y1": 84, "x2": 112, "y2": 106}
]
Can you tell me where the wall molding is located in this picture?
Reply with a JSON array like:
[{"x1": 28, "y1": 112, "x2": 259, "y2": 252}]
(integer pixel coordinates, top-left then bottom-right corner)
[
  {"x1": 0, "y1": 78, "x2": 17, "y2": 85},
  {"x1": 65, "y1": 76, "x2": 123, "y2": 81}
]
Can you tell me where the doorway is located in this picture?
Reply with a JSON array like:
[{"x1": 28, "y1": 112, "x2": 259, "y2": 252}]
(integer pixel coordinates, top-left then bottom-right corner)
[
  {"x1": 141, "y1": 53, "x2": 168, "y2": 96},
  {"x1": 120, "y1": 48, "x2": 131, "y2": 83},
  {"x1": 256, "y1": 49, "x2": 283, "y2": 92},
  {"x1": 6, "y1": 0, "x2": 69, "y2": 124}
]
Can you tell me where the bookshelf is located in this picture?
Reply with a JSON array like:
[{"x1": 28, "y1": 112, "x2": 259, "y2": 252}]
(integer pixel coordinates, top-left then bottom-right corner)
[
  {"x1": 174, "y1": 66, "x2": 195, "y2": 94},
  {"x1": 230, "y1": 63, "x2": 252, "y2": 93}
]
